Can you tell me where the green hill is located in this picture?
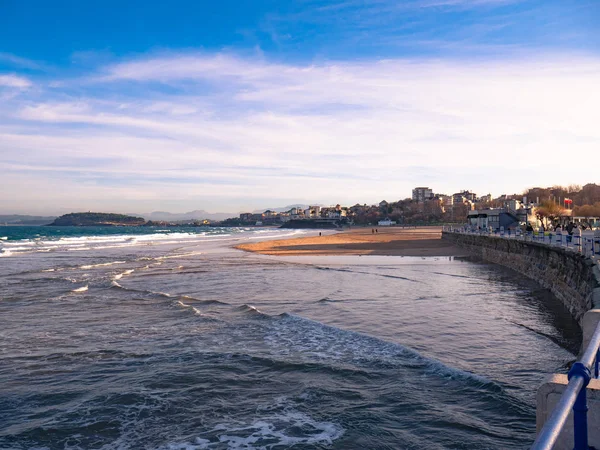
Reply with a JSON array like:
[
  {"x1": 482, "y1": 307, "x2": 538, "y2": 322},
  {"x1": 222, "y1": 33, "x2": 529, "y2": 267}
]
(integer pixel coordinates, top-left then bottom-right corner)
[{"x1": 49, "y1": 212, "x2": 146, "y2": 226}]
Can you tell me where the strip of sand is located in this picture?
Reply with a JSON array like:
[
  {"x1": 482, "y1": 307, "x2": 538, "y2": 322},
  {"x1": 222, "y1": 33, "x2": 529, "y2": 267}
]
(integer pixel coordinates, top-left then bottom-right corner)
[{"x1": 235, "y1": 226, "x2": 469, "y2": 257}]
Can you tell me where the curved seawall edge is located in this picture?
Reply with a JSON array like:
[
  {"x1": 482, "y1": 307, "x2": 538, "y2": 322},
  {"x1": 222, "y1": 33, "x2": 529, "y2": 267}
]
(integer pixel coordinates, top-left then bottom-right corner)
[{"x1": 442, "y1": 232, "x2": 600, "y2": 326}]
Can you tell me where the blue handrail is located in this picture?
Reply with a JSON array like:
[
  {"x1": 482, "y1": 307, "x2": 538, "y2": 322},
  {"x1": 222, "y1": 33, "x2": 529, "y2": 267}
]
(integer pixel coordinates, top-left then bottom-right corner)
[{"x1": 531, "y1": 322, "x2": 600, "y2": 450}]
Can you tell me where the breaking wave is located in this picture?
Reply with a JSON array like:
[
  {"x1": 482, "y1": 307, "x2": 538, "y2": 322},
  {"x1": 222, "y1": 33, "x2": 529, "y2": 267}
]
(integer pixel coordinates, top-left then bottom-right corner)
[
  {"x1": 267, "y1": 313, "x2": 498, "y2": 388},
  {"x1": 71, "y1": 285, "x2": 89, "y2": 293}
]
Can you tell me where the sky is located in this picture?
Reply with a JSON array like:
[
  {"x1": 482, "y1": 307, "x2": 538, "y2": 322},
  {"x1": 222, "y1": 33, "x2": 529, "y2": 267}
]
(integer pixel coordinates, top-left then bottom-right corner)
[{"x1": 0, "y1": 0, "x2": 599, "y2": 215}]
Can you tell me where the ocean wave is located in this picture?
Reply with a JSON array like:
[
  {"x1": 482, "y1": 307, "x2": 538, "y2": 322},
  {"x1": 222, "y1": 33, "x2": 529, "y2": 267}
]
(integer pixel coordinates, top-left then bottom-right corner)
[
  {"x1": 315, "y1": 266, "x2": 419, "y2": 282},
  {"x1": 177, "y1": 300, "x2": 204, "y2": 316},
  {"x1": 267, "y1": 313, "x2": 497, "y2": 389},
  {"x1": 0, "y1": 227, "x2": 312, "y2": 257},
  {"x1": 71, "y1": 285, "x2": 89, "y2": 293},
  {"x1": 153, "y1": 252, "x2": 204, "y2": 260},
  {"x1": 80, "y1": 261, "x2": 126, "y2": 269},
  {"x1": 113, "y1": 269, "x2": 135, "y2": 280},
  {"x1": 179, "y1": 295, "x2": 228, "y2": 306},
  {"x1": 236, "y1": 304, "x2": 269, "y2": 318}
]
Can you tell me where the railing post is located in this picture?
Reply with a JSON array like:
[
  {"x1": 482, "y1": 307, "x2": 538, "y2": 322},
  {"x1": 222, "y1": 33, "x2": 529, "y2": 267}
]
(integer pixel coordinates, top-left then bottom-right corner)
[
  {"x1": 568, "y1": 362, "x2": 592, "y2": 450},
  {"x1": 573, "y1": 387, "x2": 588, "y2": 450}
]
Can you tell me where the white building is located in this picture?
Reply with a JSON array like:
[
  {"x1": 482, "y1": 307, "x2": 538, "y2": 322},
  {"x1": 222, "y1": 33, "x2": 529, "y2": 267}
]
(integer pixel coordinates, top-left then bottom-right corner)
[{"x1": 412, "y1": 187, "x2": 433, "y2": 203}]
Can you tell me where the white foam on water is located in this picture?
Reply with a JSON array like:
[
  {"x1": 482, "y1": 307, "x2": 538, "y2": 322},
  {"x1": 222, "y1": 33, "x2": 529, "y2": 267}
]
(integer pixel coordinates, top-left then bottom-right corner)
[
  {"x1": 0, "y1": 227, "x2": 312, "y2": 257},
  {"x1": 0, "y1": 236, "x2": 7, "y2": 240},
  {"x1": 154, "y1": 252, "x2": 204, "y2": 260},
  {"x1": 266, "y1": 313, "x2": 495, "y2": 387},
  {"x1": 71, "y1": 285, "x2": 88, "y2": 293},
  {"x1": 80, "y1": 261, "x2": 126, "y2": 269},
  {"x1": 113, "y1": 269, "x2": 135, "y2": 280},
  {"x1": 176, "y1": 300, "x2": 205, "y2": 317},
  {"x1": 0, "y1": 246, "x2": 34, "y2": 251},
  {"x1": 162, "y1": 406, "x2": 344, "y2": 449}
]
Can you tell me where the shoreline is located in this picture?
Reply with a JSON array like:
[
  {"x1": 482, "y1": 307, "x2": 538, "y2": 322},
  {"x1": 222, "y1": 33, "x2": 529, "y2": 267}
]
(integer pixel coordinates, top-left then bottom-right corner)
[{"x1": 235, "y1": 226, "x2": 469, "y2": 257}]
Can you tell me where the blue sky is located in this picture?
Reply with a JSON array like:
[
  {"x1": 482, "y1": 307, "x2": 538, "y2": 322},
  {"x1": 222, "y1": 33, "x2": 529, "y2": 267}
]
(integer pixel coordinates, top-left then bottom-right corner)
[{"x1": 0, "y1": 0, "x2": 599, "y2": 214}]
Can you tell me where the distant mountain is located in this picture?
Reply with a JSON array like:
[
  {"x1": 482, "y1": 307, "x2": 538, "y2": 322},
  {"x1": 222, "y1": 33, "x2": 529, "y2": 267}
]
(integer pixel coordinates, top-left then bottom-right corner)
[
  {"x1": 0, "y1": 215, "x2": 56, "y2": 225},
  {"x1": 251, "y1": 204, "x2": 314, "y2": 214},
  {"x1": 139, "y1": 210, "x2": 234, "y2": 221}
]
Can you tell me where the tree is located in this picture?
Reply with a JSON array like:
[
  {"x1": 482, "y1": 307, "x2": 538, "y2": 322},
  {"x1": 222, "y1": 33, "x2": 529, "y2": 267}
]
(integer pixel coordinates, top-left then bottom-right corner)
[
  {"x1": 574, "y1": 203, "x2": 600, "y2": 218},
  {"x1": 535, "y1": 200, "x2": 566, "y2": 227}
]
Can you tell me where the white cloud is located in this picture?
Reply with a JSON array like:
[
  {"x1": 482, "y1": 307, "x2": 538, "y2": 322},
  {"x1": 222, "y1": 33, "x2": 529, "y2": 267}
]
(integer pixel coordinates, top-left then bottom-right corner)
[
  {"x1": 0, "y1": 74, "x2": 32, "y2": 89},
  {"x1": 1, "y1": 52, "x2": 599, "y2": 213}
]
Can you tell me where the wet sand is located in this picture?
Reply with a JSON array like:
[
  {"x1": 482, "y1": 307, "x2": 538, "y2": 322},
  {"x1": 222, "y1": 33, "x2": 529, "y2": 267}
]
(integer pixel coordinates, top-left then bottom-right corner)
[{"x1": 235, "y1": 226, "x2": 468, "y2": 256}]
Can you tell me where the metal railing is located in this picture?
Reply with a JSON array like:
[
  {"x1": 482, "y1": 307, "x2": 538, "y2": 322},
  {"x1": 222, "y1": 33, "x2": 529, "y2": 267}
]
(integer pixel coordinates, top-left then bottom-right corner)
[
  {"x1": 531, "y1": 321, "x2": 600, "y2": 450},
  {"x1": 443, "y1": 226, "x2": 600, "y2": 263}
]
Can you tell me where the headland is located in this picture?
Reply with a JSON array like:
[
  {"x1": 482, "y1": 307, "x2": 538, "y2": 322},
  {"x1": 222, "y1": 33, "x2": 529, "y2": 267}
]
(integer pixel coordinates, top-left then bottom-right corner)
[
  {"x1": 49, "y1": 212, "x2": 146, "y2": 226},
  {"x1": 235, "y1": 226, "x2": 469, "y2": 256}
]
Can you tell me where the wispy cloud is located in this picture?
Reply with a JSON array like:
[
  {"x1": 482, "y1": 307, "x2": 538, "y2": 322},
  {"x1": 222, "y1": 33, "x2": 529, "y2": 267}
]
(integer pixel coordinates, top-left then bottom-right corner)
[
  {"x1": 1, "y1": 50, "x2": 599, "y2": 214},
  {"x1": 256, "y1": 0, "x2": 598, "y2": 57},
  {"x1": 0, "y1": 74, "x2": 32, "y2": 89},
  {"x1": 0, "y1": 52, "x2": 43, "y2": 70}
]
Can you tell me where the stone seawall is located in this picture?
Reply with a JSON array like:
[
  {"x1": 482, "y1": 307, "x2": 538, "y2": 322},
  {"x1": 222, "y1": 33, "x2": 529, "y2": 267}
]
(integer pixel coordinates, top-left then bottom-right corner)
[{"x1": 442, "y1": 232, "x2": 600, "y2": 324}]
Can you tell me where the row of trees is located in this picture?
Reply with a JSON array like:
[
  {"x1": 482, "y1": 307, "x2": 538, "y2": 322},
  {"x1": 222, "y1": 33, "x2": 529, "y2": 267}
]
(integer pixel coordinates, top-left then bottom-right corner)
[{"x1": 524, "y1": 183, "x2": 600, "y2": 207}]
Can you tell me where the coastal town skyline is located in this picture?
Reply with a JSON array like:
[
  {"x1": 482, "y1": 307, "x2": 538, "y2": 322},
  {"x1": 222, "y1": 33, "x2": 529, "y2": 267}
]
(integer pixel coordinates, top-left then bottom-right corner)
[
  {"x1": 3, "y1": 182, "x2": 598, "y2": 222},
  {"x1": 1, "y1": 1, "x2": 598, "y2": 215}
]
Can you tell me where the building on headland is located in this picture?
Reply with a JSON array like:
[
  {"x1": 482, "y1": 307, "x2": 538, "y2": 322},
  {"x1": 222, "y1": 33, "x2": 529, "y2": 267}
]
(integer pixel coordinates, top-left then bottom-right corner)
[
  {"x1": 453, "y1": 190, "x2": 477, "y2": 205},
  {"x1": 304, "y1": 206, "x2": 321, "y2": 218},
  {"x1": 478, "y1": 193, "x2": 492, "y2": 204},
  {"x1": 437, "y1": 194, "x2": 453, "y2": 208},
  {"x1": 412, "y1": 187, "x2": 433, "y2": 203},
  {"x1": 238, "y1": 204, "x2": 348, "y2": 226}
]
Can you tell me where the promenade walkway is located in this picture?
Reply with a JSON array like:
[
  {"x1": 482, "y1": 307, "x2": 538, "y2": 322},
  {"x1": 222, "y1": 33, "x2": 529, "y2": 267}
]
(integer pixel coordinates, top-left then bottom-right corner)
[{"x1": 444, "y1": 225, "x2": 600, "y2": 265}]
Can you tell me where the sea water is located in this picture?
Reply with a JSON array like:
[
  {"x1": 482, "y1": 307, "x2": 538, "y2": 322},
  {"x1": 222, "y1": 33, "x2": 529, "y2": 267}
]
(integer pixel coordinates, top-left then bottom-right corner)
[{"x1": 0, "y1": 226, "x2": 581, "y2": 449}]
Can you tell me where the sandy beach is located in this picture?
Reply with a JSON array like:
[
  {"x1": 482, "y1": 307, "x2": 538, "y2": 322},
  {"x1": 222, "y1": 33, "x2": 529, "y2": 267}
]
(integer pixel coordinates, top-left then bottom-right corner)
[{"x1": 236, "y1": 226, "x2": 469, "y2": 257}]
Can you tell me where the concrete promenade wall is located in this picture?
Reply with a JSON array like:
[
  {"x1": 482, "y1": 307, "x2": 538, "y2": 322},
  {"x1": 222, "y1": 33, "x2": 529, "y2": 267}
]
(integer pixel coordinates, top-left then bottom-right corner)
[{"x1": 442, "y1": 231, "x2": 600, "y2": 324}]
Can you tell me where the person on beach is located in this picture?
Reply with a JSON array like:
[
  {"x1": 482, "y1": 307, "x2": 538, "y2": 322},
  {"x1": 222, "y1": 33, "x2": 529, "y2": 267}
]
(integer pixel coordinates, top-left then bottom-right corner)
[{"x1": 372, "y1": 229, "x2": 374, "y2": 234}]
